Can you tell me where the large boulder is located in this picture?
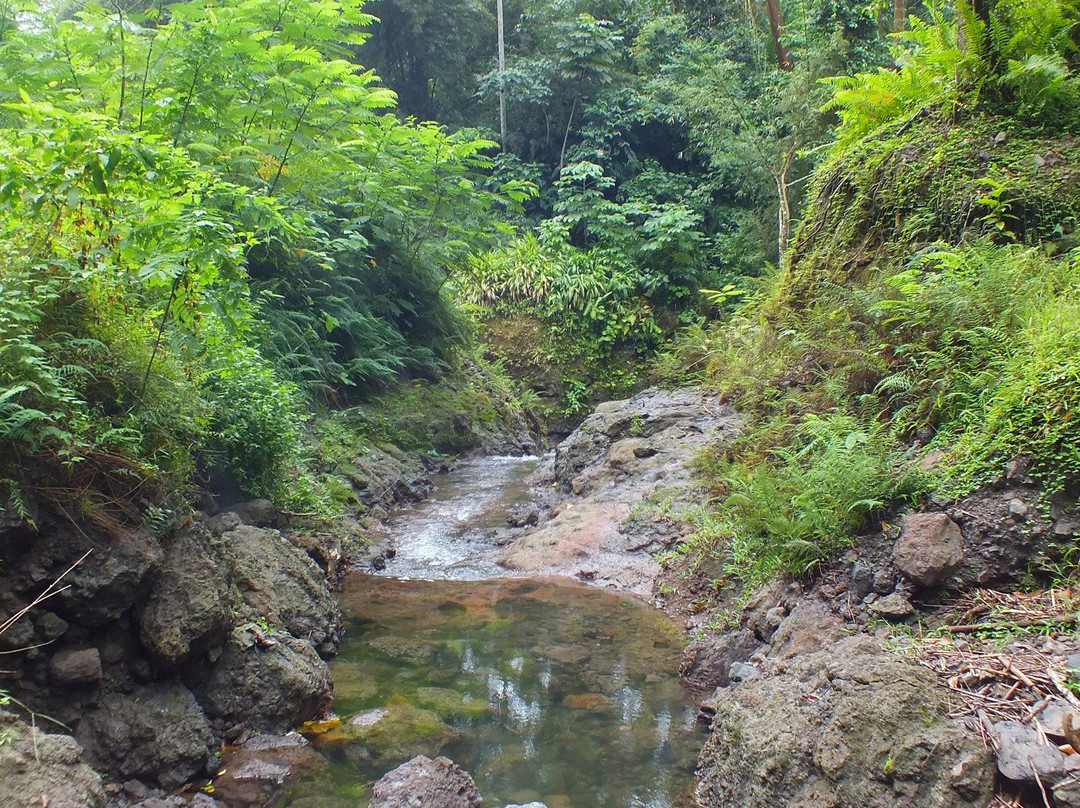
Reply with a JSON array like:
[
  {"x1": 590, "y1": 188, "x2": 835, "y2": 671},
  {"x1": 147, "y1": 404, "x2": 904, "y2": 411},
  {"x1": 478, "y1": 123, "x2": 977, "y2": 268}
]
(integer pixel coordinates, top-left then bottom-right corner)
[
  {"x1": 138, "y1": 526, "x2": 232, "y2": 666},
  {"x1": 223, "y1": 525, "x2": 341, "y2": 657},
  {"x1": 194, "y1": 628, "x2": 332, "y2": 734},
  {"x1": 553, "y1": 388, "x2": 734, "y2": 487},
  {"x1": 75, "y1": 682, "x2": 215, "y2": 790},
  {"x1": 892, "y1": 513, "x2": 964, "y2": 588},
  {"x1": 0, "y1": 709, "x2": 106, "y2": 808},
  {"x1": 695, "y1": 635, "x2": 994, "y2": 808},
  {"x1": 368, "y1": 755, "x2": 482, "y2": 808}
]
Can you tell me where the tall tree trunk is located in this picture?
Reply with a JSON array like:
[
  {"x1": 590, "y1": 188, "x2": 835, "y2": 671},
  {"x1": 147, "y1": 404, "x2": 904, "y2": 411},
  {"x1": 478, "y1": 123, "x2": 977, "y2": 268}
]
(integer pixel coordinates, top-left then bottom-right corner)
[
  {"x1": 764, "y1": 0, "x2": 793, "y2": 71},
  {"x1": 893, "y1": 0, "x2": 908, "y2": 32},
  {"x1": 496, "y1": 0, "x2": 507, "y2": 149}
]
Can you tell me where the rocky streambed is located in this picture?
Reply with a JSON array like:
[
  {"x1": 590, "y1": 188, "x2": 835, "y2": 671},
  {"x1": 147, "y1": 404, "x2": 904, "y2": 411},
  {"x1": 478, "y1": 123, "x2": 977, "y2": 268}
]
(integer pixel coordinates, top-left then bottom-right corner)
[{"x1": 4, "y1": 387, "x2": 1080, "y2": 808}]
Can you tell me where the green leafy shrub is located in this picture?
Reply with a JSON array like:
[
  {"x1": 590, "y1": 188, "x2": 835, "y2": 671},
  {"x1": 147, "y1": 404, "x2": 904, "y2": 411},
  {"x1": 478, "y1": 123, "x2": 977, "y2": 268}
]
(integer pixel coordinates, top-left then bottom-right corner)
[
  {"x1": 201, "y1": 345, "x2": 304, "y2": 499},
  {"x1": 693, "y1": 414, "x2": 926, "y2": 583}
]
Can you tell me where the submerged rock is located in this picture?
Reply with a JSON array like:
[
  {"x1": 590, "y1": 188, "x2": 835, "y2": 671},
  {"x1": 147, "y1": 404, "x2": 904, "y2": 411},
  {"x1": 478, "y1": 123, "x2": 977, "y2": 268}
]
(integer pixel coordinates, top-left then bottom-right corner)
[
  {"x1": 339, "y1": 702, "x2": 464, "y2": 763},
  {"x1": 369, "y1": 755, "x2": 482, "y2": 808},
  {"x1": 213, "y1": 733, "x2": 326, "y2": 807}
]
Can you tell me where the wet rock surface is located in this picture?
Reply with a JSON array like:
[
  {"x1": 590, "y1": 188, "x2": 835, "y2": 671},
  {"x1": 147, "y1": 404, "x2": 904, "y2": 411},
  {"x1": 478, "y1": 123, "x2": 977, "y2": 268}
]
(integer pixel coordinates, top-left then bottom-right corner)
[
  {"x1": 496, "y1": 388, "x2": 740, "y2": 594},
  {"x1": 369, "y1": 755, "x2": 482, "y2": 808},
  {"x1": 213, "y1": 733, "x2": 326, "y2": 807}
]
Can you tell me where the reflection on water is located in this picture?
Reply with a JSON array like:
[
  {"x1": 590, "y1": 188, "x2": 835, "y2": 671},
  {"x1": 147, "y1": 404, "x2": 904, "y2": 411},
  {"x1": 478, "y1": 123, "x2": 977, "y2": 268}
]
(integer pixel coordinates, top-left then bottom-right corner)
[
  {"x1": 282, "y1": 577, "x2": 702, "y2": 808},
  {"x1": 376, "y1": 455, "x2": 540, "y2": 579}
]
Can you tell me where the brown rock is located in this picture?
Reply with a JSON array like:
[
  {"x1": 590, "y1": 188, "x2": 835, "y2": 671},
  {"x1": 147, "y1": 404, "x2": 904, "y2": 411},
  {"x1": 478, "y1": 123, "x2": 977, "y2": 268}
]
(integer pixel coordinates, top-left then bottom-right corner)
[
  {"x1": 50, "y1": 648, "x2": 102, "y2": 684},
  {"x1": 893, "y1": 513, "x2": 963, "y2": 587}
]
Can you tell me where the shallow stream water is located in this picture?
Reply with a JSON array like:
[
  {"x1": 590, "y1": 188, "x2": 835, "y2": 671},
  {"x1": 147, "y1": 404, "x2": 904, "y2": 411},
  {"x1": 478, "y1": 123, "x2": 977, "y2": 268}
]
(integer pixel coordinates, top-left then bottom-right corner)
[{"x1": 280, "y1": 457, "x2": 703, "y2": 808}]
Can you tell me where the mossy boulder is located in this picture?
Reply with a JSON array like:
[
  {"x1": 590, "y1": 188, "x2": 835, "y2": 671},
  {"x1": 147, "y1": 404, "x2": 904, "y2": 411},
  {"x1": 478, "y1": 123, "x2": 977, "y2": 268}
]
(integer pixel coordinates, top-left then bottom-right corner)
[{"x1": 337, "y1": 702, "x2": 464, "y2": 763}]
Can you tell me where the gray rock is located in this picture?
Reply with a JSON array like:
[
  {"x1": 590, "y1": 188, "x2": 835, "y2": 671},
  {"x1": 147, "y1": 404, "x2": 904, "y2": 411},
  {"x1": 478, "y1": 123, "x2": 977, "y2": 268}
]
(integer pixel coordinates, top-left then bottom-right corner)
[
  {"x1": 0, "y1": 709, "x2": 106, "y2": 808},
  {"x1": 850, "y1": 562, "x2": 874, "y2": 600},
  {"x1": 137, "y1": 526, "x2": 231, "y2": 666},
  {"x1": 767, "y1": 599, "x2": 842, "y2": 660},
  {"x1": 992, "y1": 719, "x2": 1073, "y2": 784},
  {"x1": 76, "y1": 682, "x2": 214, "y2": 790},
  {"x1": 893, "y1": 513, "x2": 964, "y2": 587},
  {"x1": 194, "y1": 628, "x2": 332, "y2": 734},
  {"x1": 871, "y1": 593, "x2": 915, "y2": 620},
  {"x1": 39, "y1": 611, "x2": 69, "y2": 639},
  {"x1": 872, "y1": 568, "x2": 897, "y2": 595},
  {"x1": 369, "y1": 755, "x2": 482, "y2": 808},
  {"x1": 764, "y1": 606, "x2": 787, "y2": 633},
  {"x1": 60, "y1": 527, "x2": 163, "y2": 627},
  {"x1": 553, "y1": 388, "x2": 739, "y2": 488},
  {"x1": 1007, "y1": 498, "x2": 1029, "y2": 519},
  {"x1": 223, "y1": 525, "x2": 341, "y2": 657},
  {"x1": 728, "y1": 661, "x2": 761, "y2": 682},
  {"x1": 227, "y1": 499, "x2": 278, "y2": 528},
  {"x1": 50, "y1": 647, "x2": 102, "y2": 684},
  {"x1": 694, "y1": 636, "x2": 994, "y2": 808}
]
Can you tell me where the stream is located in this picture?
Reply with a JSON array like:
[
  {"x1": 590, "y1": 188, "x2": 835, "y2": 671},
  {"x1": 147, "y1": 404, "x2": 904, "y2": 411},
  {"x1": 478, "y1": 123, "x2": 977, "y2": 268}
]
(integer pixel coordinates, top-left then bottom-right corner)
[{"x1": 280, "y1": 456, "x2": 703, "y2": 808}]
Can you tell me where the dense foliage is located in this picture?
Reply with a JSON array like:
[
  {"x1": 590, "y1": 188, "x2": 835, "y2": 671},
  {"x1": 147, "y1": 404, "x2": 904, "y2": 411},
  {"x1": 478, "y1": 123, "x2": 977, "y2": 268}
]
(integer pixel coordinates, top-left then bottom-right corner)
[
  {"x1": 661, "y1": 0, "x2": 1080, "y2": 587},
  {"x1": 2, "y1": 0, "x2": 1078, "y2": 596},
  {"x1": 0, "y1": 0, "x2": 531, "y2": 508}
]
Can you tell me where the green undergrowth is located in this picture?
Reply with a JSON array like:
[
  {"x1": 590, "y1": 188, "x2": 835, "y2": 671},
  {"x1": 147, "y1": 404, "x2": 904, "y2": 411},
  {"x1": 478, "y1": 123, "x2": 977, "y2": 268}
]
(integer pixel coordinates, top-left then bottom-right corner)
[
  {"x1": 663, "y1": 113, "x2": 1080, "y2": 592},
  {"x1": 455, "y1": 234, "x2": 665, "y2": 426}
]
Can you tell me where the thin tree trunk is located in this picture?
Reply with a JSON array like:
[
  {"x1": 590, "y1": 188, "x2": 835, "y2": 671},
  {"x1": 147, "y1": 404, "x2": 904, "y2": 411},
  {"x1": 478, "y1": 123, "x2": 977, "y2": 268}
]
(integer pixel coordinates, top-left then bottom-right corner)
[
  {"x1": 558, "y1": 98, "x2": 577, "y2": 174},
  {"x1": 775, "y1": 172, "x2": 791, "y2": 259},
  {"x1": 764, "y1": 0, "x2": 793, "y2": 71},
  {"x1": 496, "y1": 0, "x2": 507, "y2": 149},
  {"x1": 113, "y1": 1, "x2": 127, "y2": 125}
]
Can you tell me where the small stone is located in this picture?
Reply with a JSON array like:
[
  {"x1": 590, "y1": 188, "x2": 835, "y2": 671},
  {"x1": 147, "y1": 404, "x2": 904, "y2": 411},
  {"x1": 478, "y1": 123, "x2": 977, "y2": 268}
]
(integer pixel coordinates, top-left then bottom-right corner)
[
  {"x1": 40, "y1": 611, "x2": 70, "y2": 639},
  {"x1": 872, "y1": 568, "x2": 897, "y2": 595},
  {"x1": 50, "y1": 647, "x2": 103, "y2": 684},
  {"x1": 728, "y1": 661, "x2": 761, "y2": 682},
  {"x1": 871, "y1": 593, "x2": 915, "y2": 620},
  {"x1": 850, "y1": 562, "x2": 873, "y2": 601},
  {"x1": 371, "y1": 556, "x2": 387, "y2": 571},
  {"x1": 1007, "y1": 498, "x2": 1030, "y2": 519},
  {"x1": 893, "y1": 513, "x2": 964, "y2": 587},
  {"x1": 764, "y1": 606, "x2": 786, "y2": 633}
]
